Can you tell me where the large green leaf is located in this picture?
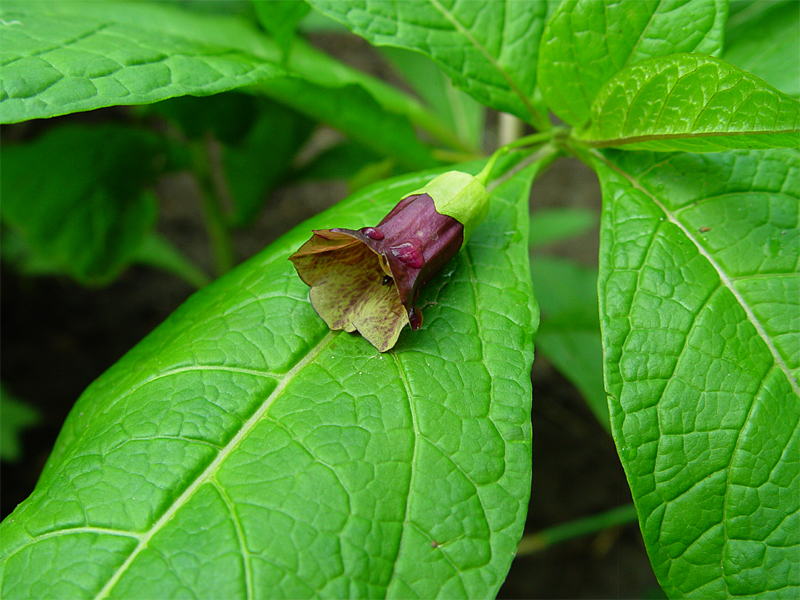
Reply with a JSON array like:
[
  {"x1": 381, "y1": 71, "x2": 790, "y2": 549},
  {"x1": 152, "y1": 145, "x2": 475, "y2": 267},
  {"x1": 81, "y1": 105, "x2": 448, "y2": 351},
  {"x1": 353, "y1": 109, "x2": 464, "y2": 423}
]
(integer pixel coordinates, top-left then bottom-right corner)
[
  {"x1": 538, "y1": 0, "x2": 727, "y2": 127},
  {"x1": 0, "y1": 1, "x2": 286, "y2": 123},
  {"x1": 0, "y1": 125, "x2": 160, "y2": 284},
  {"x1": 0, "y1": 1, "x2": 441, "y2": 168},
  {"x1": 583, "y1": 54, "x2": 800, "y2": 151},
  {"x1": 724, "y1": 0, "x2": 800, "y2": 99},
  {"x1": 380, "y1": 46, "x2": 485, "y2": 153},
  {"x1": 594, "y1": 148, "x2": 799, "y2": 598},
  {"x1": 529, "y1": 256, "x2": 607, "y2": 431},
  {"x1": 306, "y1": 0, "x2": 549, "y2": 128},
  {"x1": 0, "y1": 163, "x2": 539, "y2": 599}
]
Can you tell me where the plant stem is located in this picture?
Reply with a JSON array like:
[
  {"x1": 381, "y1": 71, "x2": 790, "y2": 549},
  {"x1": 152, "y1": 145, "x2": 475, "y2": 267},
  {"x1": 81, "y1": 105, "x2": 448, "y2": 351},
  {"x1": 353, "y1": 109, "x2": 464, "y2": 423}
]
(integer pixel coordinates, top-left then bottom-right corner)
[
  {"x1": 516, "y1": 503, "x2": 639, "y2": 556},
  {"x1": 192, "y1": 137, "x2": 235, "y2": 277},
  {"x1": 475, "y1": 129, "x2": 562, "y2": 186}
]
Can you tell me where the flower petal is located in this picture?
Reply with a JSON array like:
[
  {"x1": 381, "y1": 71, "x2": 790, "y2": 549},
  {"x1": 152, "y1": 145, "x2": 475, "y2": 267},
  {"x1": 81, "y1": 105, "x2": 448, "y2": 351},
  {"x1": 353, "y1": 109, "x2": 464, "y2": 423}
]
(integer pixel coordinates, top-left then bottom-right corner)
[{"x1": 289, "y1": 230, "x2": 409, "y2": 351}]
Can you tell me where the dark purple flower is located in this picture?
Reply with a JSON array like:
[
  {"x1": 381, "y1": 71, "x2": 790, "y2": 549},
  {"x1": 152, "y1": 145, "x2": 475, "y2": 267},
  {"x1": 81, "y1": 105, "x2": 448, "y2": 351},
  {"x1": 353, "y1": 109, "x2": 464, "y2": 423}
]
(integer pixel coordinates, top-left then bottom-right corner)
[{"x1": 290, "y1": 171, "x2": 489, "y2": 351}]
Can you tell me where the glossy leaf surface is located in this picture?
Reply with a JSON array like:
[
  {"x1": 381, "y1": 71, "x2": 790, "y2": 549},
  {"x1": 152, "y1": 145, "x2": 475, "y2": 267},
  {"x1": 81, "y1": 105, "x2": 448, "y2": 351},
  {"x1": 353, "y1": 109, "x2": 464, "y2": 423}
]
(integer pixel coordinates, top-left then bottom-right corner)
[
  {"x1": 595, "y1": 148, "x2": 799, "y2": 598},
  {"x1": 0, "y1": 1, "x2": 285, "y2": 123},
  {"x1": 0, "y1": 1, "x2": 439, "y2": 169},
  {"x1": 306, "y1": 0, "x2": 549, "y2": 127},
  {"x1": 538, "y1": 0, "x2": 726, "y2": 127},
  {"x1": 584, "y1": 54, "x2": 800, "y2": 151},
  {"x1": 0, "y1": 164, "x2": 539, "y2": 599}
]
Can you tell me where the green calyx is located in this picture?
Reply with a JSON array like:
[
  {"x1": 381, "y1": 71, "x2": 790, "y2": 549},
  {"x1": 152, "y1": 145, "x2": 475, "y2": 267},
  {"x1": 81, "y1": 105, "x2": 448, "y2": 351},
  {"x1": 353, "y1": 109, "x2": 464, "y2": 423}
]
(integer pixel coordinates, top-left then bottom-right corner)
[{"x1": 414, "y1": 171, "x2": 489, "y2": 243}]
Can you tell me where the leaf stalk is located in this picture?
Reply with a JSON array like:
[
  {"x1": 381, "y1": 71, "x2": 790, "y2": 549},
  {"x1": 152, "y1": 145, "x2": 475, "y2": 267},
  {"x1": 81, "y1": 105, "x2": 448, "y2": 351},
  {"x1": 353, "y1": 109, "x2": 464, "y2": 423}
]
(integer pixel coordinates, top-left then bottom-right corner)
[{"x1": 516, "y1": 503, "x2": 638, "y2": 556}]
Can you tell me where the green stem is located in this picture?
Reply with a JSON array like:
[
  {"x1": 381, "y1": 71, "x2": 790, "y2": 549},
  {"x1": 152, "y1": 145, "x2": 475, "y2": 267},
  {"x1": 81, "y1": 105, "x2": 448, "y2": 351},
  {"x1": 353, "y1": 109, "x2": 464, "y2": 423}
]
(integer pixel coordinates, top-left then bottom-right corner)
[
  {"x1": 475, "y1": 129, "x2": 562, "y2": 186},
  {"x1": 516, "y1": 503, "x2": 639, "y2": 556},
  {"x1": 192, "y1": 138, "x2": 235, "y2": 277}
]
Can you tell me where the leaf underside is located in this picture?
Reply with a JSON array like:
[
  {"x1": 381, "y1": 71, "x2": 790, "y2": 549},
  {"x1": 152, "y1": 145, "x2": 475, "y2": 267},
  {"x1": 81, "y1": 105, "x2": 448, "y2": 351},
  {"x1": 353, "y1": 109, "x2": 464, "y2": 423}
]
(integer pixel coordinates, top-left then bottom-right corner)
[
  {"x1": 0, "y1": 165, "x2": 538, "y2": 600},
  {"x1": 306, "y1": 0, "x2": 547, "y2": 124},
  {"x1": 0, "y1": 1, "x2": 285, "y2": 124},
  {"x1": 595, "y1": 148, "x2": 799, "y2": 598}
]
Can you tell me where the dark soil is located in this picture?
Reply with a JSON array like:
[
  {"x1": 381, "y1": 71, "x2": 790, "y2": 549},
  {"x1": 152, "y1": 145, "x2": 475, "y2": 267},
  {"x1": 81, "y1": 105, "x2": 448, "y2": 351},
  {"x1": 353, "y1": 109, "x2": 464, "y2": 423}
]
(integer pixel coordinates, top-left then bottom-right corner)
[{"x1": 1, "y1": 32, "x2": 661, "y2": 599}]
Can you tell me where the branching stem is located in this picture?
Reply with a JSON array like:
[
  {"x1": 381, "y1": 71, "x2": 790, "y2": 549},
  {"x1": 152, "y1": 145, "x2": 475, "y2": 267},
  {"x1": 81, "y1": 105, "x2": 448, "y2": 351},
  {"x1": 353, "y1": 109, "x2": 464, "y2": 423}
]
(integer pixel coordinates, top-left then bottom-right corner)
[{"x1": 475, "y1": 128, "x2": 567, "y2": 185}]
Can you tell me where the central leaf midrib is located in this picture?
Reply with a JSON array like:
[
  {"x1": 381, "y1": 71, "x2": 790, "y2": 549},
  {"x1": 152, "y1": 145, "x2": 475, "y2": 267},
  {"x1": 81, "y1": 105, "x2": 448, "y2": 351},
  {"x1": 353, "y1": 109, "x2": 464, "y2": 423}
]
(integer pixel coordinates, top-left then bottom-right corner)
[
  {"x1": 587, "y1": 128, "x2": 799, "y2": 147},
  {"x1": 426, "y1": 0, "x2": 536, "y2": 120},
  {"x1": 385, "y1": 353, "x2": 418, "y2": 594},
  {"x1": 92, "y1": 330, "x2": 338, "y2": 600},
  {"x1": 596, "y1": 149, "x2": 800, "y2": 399}
]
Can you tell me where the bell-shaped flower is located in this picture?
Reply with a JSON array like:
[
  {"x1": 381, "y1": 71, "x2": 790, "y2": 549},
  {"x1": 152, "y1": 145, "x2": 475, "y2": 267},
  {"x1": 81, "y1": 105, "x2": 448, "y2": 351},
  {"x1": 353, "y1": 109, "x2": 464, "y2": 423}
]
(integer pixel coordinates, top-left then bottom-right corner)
[{"x1": 289, "y1": 171, "x2": 490, "y2": 352}]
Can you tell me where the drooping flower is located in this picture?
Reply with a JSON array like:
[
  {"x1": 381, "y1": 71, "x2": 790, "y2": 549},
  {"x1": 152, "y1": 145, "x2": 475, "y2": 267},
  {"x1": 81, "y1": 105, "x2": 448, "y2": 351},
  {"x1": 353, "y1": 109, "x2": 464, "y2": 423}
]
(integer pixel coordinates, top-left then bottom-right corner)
[{"x1": 289, "y1": 171, "x2": 489, "y2": 352}]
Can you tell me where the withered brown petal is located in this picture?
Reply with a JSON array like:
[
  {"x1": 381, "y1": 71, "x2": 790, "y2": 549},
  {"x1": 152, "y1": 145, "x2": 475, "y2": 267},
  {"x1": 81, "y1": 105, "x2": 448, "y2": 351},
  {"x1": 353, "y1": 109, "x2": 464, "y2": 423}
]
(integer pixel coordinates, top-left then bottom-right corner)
[{"x1": 289, "y1": 230, "x2": 409, "y2": 351}]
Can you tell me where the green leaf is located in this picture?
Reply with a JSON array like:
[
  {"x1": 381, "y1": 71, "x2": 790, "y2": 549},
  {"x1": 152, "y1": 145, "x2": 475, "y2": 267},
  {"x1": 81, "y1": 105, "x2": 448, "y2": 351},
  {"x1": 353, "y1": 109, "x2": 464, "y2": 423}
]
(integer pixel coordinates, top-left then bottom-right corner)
[
  {"x1": 724, "y1": 0, "x2": 800, "y2": 98},
  {"x1": 381, "y1": 46, "x2": 485, "y2": 152},
  {"x1": 0, "y1": 124, "x2": 160, "y2": 284},
  {"x1": 594, "y1": 148, "x2": 799, "y2": 598},
  {"x1": 0, "y1": 0, "x2": 442, "y2": 169},
  {"x1": 306, "y1": 0, "x2": 549, "y2": 127},
  {"x1": 131, "y1": 233, "x2": 211, "y2": 290},
  {"x1": 0, "y1": 1, "x2": 286, "y2": 124},
  {"x1": 222, "y1": 100, "x2": 316, "y2": 226},
  {"x1": 529, "y1": 256, "x2": 608, "y2": 430},
  {"x1": 0, "y1": 162, "x2": 539, "y2": 599},
  {"x1": 262, "y1": 77, "x2": 438, "y2": 170},
  {"x1": 252, "y1": 0, "x2": 311, "y2": 57},
  {"x1": 583, "y1": 54, "x2": 800, "y2": 151},
  {"x1": 528, "y1": 207, "x2": 596, "y2": 249},
  {"x1": 0, "y1": 385, "x2": 41, "y2": 463},
  {"x1": 538, "y1": 0, "x2": 727, "y2": 127}
]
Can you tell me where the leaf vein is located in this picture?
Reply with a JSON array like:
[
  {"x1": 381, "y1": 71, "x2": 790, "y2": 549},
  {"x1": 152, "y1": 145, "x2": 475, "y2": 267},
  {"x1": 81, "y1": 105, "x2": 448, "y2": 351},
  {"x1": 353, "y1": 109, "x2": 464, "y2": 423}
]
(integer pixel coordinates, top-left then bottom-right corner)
[
  {"x1": 91, "y1": 330, "x2": 337, "y2": 600},
  {"x1": 595, "y1": 149, "x2": 800, "y2": 400}
]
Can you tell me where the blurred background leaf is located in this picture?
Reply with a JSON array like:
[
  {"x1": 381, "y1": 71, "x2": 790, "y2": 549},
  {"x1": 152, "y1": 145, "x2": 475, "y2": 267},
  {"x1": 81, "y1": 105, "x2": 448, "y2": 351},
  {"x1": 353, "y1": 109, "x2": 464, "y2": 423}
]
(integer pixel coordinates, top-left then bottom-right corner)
[
  {"x1": 1, "y1": 125, "x2": 163, "y2": 284},
  {"x1": 0, "y1": 385, "x2": 41, "y2": 463},
  {"x1": 252, "y1": 0, "x2": 311, "y2": 58},
  {"x1": 724, "y1": 0, "x2": 800, "y2": 98},
  {"x1": 529, "y1": 207, "x2": 607, "y2": 429}
]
